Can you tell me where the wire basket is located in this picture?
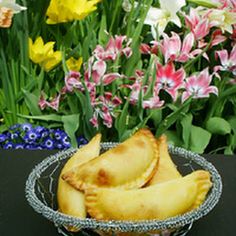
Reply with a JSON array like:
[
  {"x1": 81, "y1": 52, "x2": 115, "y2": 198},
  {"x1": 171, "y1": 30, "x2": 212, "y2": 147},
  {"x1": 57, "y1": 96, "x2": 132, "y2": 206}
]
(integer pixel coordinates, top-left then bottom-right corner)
[{"x1": 25, "y1": 143, "x2": 222, "y2": 236}]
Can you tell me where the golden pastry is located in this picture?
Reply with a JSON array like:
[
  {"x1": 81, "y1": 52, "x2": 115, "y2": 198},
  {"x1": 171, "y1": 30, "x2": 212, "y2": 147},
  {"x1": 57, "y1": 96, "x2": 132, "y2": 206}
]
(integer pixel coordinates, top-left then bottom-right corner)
[
  {"x1": 62, "y1": 129, "x2": 159, "y2": 190},
  {"x1": 57, "y1": 133, "x2": 101, "y2": 231},
  {"x1": 85, "y1": 170, "x2": 212, "y2": 221},
  {"x1": 147, "y1": 135, "x2": 182, "y2": 185}
]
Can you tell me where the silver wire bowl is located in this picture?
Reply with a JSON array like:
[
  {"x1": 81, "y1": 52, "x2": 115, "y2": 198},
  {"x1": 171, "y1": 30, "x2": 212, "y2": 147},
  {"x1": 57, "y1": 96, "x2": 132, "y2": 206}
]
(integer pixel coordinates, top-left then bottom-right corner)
[{"x1": 25, "y1": 143, "x2": 222, "y2": 236}]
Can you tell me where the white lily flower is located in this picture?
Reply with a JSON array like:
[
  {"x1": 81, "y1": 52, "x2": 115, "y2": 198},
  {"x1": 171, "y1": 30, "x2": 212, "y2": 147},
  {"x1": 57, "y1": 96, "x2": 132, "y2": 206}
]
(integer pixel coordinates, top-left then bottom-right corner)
[
  {"x1": 0, "y1": 0, "x2": 26, "y2": 13},
  {"x1": 207, "y1": 9, "x2": 236, "y2": 34},
  {"x1": 122, "y1": 0, "x2": 186, "y2": 38},
  {"x1": 145, "y1": 0, "x2": 186, "y2": 38}
]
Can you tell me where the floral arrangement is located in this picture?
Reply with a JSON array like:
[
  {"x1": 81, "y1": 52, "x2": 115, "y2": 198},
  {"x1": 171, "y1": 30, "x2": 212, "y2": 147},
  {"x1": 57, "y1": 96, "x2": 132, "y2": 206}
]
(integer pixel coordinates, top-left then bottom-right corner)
[
  {"x1": 0, "y1": 0, "x2": 236, "y2": 154},
  {"x1": 0, "y1": 123, "x2": 87, "y2": 149}
]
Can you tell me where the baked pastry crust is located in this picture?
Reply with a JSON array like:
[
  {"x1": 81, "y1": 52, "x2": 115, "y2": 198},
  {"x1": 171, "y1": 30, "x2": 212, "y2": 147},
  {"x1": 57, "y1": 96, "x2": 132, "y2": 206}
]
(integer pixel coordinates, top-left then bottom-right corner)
[
  {"x1": 85, "y1": 170, "x2": 212, "y2": 221},
  {"x1": 57, "y1": 133, "x2": 101, "y2": 227},
  {"x1": 147, "y1": 135, "x2": 182, "y2": 185},
  {"x1": 62, "y1": 129, "x2": 159, "y2": 190}
]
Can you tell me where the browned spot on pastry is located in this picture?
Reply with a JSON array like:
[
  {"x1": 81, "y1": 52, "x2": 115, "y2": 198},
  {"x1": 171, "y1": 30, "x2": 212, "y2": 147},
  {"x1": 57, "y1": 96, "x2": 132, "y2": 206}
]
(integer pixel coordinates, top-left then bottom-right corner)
[
  {"x1": 135, "y1": 139, "x2": 145, "y2": 148},
  {"x1": 97, "y1": 169, "x2": 110, "y2": 186},
  {"x1": 112, "y1": 144, "x2": 127, "y2": 155}
]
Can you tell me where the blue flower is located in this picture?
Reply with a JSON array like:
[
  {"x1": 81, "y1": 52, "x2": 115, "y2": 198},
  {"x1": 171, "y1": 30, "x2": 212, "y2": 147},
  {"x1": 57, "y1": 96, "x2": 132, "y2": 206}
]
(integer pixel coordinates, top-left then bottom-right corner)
[
  {"x1": 0, "y1": 134, "x2": 8, "y2": 143},
  {"x1": 61, "y1": 135, "x2": 71, "y2": 148},
  {"x1": 15, "y1": 144, "x2": 25, "y2": 149},
  {"x1": 55, "y1": 143, "x2": 63, "y2": 149},
  {"x1": 10, "y1": 132, "x2": 20, "y2": 140},
  {"x1": 53, "y1": 129, "x2": 65, "y2": 140},
  {"x1": 42, "y1": 137, "x2": 55, "y2": 149},
  {"x1": 25, "y1": 144, "x2": 43, "y2": 150},
  {"x1": 25, "y1": 144, "x2": 37, "y2": 150},
  {"x1": 24, "y1": 130, "x2": 40, "y2": 143},
  {"x1": 41, "y1": 129, "x2": 50, "y2": 138},
  {"x1": 21, "y1": 123, "x2": 32, "y2": 132},
  {"x1": 35, "y1": 126, "x2": 46, "y2": 134},
  {"x1": 3, "y1": 142, "x2": 14, "y2": 149}
]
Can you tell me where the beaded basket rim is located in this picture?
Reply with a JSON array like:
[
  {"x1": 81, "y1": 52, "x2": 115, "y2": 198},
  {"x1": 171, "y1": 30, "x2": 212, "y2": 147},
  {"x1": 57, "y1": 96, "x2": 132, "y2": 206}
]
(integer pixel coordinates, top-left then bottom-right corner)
[{"x1": 25, "y1": 143, "x2": 222, "y2": 233}]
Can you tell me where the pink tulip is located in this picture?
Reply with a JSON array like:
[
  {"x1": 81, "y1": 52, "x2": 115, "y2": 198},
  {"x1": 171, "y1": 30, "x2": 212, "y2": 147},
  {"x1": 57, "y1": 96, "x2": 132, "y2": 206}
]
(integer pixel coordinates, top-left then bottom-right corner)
[
  {"x1": 160, "y1": 32, "x2": 196, "y2": 63},
  {"x1": 140, "y1": 43, "x2": 151, "y2": 54},
  {"x1": 90, "y1": 113, "x2": 99, "y2": 128},
  {"x1": 142, "y1": 96, "x2": 165, "y2": 109},
  {"x1": 38, "y1": 93, "x2": 61, "y2": 111},
  {"x1": 182, "y1": 68, "x2": 218, "y2": 102},
  {"x1": 92, "y1": 60, "x2": 107, "y2": 84},
  {"x1": 185, "y1": 8, "x2": 211, "y2": 40},
  {"x1": 38, "y1": 93, "x2": 47, "y2": 110},
  {"x1": 93, "y1": 35, "x2": 132, "y2": 61},
  {"x1": 103, "y1": 73, "x2": 124, "y2": 85},
  {"x1": 215, "y1": 44, "x2": 236, "y2": 74},
  {"x1": 102, "y1": 111, "x2": 113, "y2": 128},
  {"x1": 155, "y1": 62, "x2": 185, "y2": 101},
  {"x1": 90, "y1": 92, "x2": 122, "y2": 128},
  {"x1": 64, "y1": 71, "x2": 82, "y2": 92}
]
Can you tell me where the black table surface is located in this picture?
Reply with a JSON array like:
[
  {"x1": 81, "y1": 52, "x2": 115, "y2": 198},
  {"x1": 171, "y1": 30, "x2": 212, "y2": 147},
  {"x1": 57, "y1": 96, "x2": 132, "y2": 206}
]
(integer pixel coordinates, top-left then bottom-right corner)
[{"x1": 0, "y1": 150, "x2": 235, "y2": 236}]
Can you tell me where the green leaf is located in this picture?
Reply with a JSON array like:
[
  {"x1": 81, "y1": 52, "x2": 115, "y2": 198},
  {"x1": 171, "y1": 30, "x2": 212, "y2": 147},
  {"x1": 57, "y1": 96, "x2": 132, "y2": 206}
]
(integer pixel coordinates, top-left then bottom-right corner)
[
  {"x1": 0, "y1": 124, "x2": 8, "y2": 133},
  {"x1": 17, "y1": 114, "x2": 62, "y2": 122},
  {"x1": 224, "y1": 146, "x2": 233, "y2": 155},
  {"x1": 119, "y1": 113, "x2": 152, "y2": 141},
  {"x1": 155, "y1": 99, "x2": 192, "y2": 137},
  {"x1": 228, "y1": 116, "x2": 236, "y2": 133},
  {"x1": 62, "y1": 114, "x2": 80, "y2": 148},
  {"x1": 206, "y1": 117, "x2": 231, "y2": 135},
  {"x1": 180, "y1": 113, "x2": 193, "y2": 149},
  {"x1": 165, "y1": 130, "x2": 183, "y2": 147},
  {"x1": 148, "y1": 108, "x2": 162, "y2": 128},
  {"x1": 98, "y1": 9, "x2": 108, "y2": 45},
  {"x1": 189, "y1": 125, "x2": 211, "y2": 153},
  {"x1": 186, "y1": 0, "x2": 220, "y2": 8},
  {"x1": 115, "y1": 100, "x2": 129, "y2": 140},
  {"x1": 22, "y1": 89, "x2": 42, "y2": 116}
]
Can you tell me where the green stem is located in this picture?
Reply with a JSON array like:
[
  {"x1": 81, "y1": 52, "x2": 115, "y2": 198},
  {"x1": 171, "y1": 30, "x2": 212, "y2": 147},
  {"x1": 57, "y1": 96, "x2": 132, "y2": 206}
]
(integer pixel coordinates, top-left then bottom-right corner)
[{"x1": 205, "y1": 84, "x2": 236, "y2": 123}]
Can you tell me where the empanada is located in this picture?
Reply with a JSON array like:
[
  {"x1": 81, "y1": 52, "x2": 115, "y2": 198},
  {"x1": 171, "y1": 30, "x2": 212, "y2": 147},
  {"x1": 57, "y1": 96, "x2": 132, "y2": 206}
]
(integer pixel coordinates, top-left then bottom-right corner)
[
  {"x1": 62, "y1": 129, "x2": 159, "y2": 190},
  {"x1": 57, "y1": 133, "x2": 101, "y2": 230},
  {"x1": 147, "y1": 135, "x2": 182, "y2": 185},
  {"x1": 85, "y1": 170, "x2": 212, "y2": 221}
]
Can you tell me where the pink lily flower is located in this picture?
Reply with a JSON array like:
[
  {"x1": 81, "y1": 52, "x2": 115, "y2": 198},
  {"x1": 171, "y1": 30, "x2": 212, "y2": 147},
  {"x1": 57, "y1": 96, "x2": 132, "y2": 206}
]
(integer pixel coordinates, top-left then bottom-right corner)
[
  {"x1": 155, "y1": 62, "x2": 185, "y2": 101},
  {"x1": 93, "y1": 35, "x2": 132, "y2": 61},
  {"x1": 215, "y1": 44, "x2": 236, "y2": 74},
  {"x1": 182, "y1": 68, "x2": 218, "y2": 103},
  {"x1": 159, "y1": 32, "x2": 197, "y2": 63}
]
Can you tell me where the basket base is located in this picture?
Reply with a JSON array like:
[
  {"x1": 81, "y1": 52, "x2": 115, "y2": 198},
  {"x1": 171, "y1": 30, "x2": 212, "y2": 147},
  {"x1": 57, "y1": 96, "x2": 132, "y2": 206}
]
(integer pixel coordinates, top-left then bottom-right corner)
[{"x1": 57, "y1": 223, "x2": 193, "y2": 236}]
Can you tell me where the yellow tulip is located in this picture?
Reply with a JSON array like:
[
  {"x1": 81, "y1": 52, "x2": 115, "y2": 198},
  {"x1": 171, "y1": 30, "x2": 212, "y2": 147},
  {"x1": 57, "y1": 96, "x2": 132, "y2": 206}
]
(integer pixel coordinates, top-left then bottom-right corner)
[
  {"x1": 66, "y1": 57, "x2": 83, "y2": 71},
  {"x1": 29, "y1": 37, "x2": 62, "y2": 71},
  {"x1": 46, "y1": 0, "x2": 101, "y2": 24}
]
